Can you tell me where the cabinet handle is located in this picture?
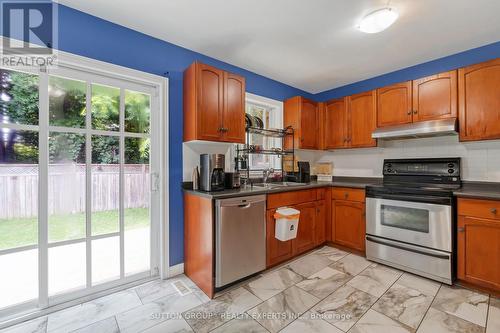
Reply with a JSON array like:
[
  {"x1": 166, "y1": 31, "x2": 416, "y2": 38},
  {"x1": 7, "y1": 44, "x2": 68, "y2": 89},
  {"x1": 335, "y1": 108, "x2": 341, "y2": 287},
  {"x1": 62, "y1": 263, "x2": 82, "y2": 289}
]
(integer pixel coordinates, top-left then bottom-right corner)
[
  {"x1": 344, "y1": 192, "x2": 349, "y2": 199},
  {"x1": 457, "y1": 227, "x2": 465, "y2": 232},
  {"x1": 407, "y1": 110, "x2": 412, "y2": 115},
  {"x1": 492, "y1": 208, "x2": 498, "y2": 214},
  {"x1": 413, "y1": 110, "x2": 418, "y2": 115}
]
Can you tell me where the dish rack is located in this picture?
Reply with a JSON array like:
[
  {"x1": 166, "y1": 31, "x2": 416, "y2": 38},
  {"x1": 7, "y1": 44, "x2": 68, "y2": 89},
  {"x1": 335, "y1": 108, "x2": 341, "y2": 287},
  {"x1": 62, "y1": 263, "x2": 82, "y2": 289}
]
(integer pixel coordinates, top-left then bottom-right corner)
[{"x1": 235, "y1": 126, "x2": 295, "y2": 182}]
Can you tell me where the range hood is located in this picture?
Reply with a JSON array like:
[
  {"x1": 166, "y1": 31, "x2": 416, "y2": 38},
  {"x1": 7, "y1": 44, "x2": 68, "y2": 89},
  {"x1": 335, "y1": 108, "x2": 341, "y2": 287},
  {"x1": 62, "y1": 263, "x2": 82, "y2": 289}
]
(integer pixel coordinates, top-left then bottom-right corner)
[{"x1": 372, "y1": 118, "x2": 458, "y2": 140}]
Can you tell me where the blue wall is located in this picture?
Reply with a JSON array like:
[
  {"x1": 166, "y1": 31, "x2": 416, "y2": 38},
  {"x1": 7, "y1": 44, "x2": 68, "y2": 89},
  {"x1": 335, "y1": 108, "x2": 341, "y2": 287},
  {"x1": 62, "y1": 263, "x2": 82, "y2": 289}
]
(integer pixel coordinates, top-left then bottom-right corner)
[{"x1": 315, "y1": 41, "x2": 500, "y2": 101}]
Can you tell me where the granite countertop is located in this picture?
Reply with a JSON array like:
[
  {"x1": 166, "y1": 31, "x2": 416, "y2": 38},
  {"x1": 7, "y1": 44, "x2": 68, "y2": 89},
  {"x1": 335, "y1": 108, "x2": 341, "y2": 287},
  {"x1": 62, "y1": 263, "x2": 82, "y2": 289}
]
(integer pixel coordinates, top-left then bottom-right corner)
[
  {"x1": 184, "y1": 178, "x2": 500, "y2": 200},
  {"x1": 183, "y1": 177, "x2": 383, "y2": 199},
  {"x1": 453, "y1": 181, "x2": 500, "y2": 200}
]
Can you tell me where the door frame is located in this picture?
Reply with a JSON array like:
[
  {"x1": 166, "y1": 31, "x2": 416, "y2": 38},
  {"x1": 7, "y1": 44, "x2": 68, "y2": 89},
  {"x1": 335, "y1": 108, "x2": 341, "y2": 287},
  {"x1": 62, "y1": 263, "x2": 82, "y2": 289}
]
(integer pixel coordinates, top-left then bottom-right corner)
[{"x1": 0, "y1": 36, "x2": 169, "y2": 325}]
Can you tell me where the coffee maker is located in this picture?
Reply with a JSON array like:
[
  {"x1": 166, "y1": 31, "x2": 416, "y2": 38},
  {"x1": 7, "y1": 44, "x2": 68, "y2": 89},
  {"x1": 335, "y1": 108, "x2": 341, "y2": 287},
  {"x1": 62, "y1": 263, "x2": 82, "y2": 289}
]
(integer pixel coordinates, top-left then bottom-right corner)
[{"x1": 200, "y1": 154, "x2": 225, "y2": 191}]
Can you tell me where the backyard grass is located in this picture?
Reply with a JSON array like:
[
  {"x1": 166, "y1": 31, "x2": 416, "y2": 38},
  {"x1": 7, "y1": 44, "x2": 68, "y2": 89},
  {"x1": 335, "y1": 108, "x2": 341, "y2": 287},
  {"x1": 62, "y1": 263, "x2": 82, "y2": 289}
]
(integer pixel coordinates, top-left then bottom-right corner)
[{"x1": 0, "y1": 208, "x2": 149, "y2": 250}]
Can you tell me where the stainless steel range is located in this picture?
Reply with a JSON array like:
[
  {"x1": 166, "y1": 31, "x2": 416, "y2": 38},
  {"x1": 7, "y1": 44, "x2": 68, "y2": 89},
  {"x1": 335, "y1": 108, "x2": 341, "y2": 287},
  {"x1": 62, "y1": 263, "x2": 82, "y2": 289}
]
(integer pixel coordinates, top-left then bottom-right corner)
[{"x1": 366, "y1": 158, "x2": 461, "y2": 284}]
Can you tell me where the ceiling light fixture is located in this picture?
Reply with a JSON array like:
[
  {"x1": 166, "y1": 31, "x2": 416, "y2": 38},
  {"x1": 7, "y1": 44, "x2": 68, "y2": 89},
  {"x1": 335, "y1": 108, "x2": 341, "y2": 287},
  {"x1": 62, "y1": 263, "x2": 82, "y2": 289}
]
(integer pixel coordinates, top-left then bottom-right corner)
[{"x1": 358, "y1": 8, "x2": 398, "y2": 34}]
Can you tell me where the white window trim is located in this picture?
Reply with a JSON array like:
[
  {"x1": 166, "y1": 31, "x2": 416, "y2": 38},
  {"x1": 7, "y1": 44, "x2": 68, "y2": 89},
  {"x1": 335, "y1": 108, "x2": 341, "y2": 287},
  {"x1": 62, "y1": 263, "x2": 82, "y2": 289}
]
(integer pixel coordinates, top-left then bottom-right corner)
[
  {"x1": 0, "y1": 36, "x2": 169, "y2": 327},
  {"x1": 243, "y1": 93, "x2": 284, "y2": 173}
]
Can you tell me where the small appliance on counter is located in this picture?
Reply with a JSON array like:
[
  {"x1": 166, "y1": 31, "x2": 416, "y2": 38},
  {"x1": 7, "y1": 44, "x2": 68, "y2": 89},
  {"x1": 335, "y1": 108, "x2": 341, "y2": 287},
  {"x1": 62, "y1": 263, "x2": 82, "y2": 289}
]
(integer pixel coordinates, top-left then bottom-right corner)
[
  {"x1": 200, "y1": 154, "x2": 225, "y2": 192},
  {"x1": 224, "y1": 172, "x2": 241, "y2": 189},
  {"x1": 297, "y1": 161, "x2": 311, "y2": 183}
]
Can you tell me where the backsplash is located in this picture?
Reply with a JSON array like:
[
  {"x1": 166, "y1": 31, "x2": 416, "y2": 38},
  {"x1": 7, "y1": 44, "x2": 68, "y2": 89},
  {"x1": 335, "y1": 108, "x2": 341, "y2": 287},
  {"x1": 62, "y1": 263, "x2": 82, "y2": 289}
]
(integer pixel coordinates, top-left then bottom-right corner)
[{"x1": 296, "y1": 136, "x2": 500, "y2": 182}]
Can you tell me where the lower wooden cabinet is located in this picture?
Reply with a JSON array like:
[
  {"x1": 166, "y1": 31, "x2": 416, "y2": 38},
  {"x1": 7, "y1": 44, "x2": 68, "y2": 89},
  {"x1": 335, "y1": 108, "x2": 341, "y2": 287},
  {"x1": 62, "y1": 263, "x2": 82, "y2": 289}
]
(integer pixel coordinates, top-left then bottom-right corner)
[
  {"x1": 331, "y1": 188, "x2": 366, "y2": 252},
  {"x1": 266, "y1": 208, "x2": 294, "y2": 267},
  {"x1": 457, "y1": 198, "x2": 500, "y2": 291},
  {"x1": 266, "y1": 189, "x2": 327, "y2": 267},
  {"x1": 293, "y1": 202, "x2": 317, "y2": 254}
]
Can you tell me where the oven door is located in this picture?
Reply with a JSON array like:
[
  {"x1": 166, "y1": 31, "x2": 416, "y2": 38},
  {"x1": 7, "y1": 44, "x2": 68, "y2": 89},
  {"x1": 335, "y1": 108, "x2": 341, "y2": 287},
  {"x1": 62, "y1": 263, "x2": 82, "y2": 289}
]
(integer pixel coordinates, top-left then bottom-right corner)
[{"x1": 366, "y1": 197, "x2": 452, "y2": 252}]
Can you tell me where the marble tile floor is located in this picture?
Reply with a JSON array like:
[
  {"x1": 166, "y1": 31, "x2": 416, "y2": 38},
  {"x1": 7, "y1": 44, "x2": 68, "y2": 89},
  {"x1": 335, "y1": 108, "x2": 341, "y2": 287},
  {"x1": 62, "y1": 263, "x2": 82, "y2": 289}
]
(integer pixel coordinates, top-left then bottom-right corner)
[{"x1": 1, "y1": 245, "x2": 498, "y2": 333}]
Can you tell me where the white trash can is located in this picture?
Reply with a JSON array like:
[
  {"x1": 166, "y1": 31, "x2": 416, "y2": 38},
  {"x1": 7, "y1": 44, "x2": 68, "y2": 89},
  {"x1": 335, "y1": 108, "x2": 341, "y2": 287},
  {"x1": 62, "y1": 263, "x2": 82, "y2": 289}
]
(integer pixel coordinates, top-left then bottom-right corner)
[{"x1": 274, "y1": 207, "x2": 300, "y2": 241}]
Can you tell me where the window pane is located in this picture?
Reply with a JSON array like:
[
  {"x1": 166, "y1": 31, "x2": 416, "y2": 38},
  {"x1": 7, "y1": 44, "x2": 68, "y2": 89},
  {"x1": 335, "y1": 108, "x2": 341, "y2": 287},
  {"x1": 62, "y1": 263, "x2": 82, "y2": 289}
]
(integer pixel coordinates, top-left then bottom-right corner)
[
  {"x1": 124, "y1": 138, "x2": 150, "y2": 275},
  {"x1": 0, "y1": 131, "x2": 38, "y2": 251},
  {"x1": 49, "y1": 243, "x2": 86, "y2": 296},
  {"x1": 0, "y1": 249, "x2": 38, "y2": 309},
  {"x1": 0, "y1": 69, "x2": 39, "y2": 126},
  {"x1": 91, "y1": 135, "x2": 119, "y2": 236},
  {"x1": 49, "y1": 76, "x2": 86, "y2": 128},
  {"x1": 125, "y1": 90, "x2": 150, "y2": 133},
  {"x1": 91, "y1": 84, "x2": 119, "y2": 131},
  {"x1": 92, "y1": 236, "x2": 120, "y2": 285},
  {"x1": 48, "y1": 133, "x2": 86, "y2": 243},
  {"x1": 381, "y1": 205, "x2": 430, "y2": 233}
]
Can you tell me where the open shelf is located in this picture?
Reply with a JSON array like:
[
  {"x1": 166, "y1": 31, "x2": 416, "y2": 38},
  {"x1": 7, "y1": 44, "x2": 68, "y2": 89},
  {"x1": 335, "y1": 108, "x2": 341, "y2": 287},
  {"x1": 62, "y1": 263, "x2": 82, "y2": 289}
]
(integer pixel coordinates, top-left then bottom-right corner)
[{"x1": 245, "y1": 126, "x2": 293, "y2": 138}]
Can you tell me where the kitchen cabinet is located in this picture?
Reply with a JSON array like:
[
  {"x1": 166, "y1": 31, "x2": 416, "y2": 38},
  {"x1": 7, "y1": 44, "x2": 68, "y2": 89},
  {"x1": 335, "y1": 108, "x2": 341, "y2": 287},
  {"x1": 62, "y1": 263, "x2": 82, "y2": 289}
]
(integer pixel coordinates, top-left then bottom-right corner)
[
  {"x1": 348, "y1": 91, "x2": 377, "y2": 148},
  {"x1": 377, "y1": 81, "x2": 413, "y2": 127},
  {"x1": 324, "y1": 98, "x2": 348, "y2": 149},
  {"x1": 266, "y1": 208, "x2": 294, "y2": 267},
  {"x1": 183, "y1": 62, "x2": 246, "y2": 143},
  {"x1": 293, "y1": 201, "x2": 317, "y2": 254},
  {"x1": 331, "y1": 187, "x2": 366, "y2": 252},
  {"x1": 458, "y1": 58, "x2": 500, "y2": 141},
  {"x1": 377, "y1": 71, "x2": 458, "y2": 128},
  {"x1": 284, "y1": 96, "x2": 320, "y2": 150},
  {"x1": 323, "y1": 91, "x2": 377, "y2": 149},
  {"x1": 266, "y1": 188, "x2": 327, "y2": 267},
  {"x1": 413, "y1": 70, "x2": 457, "y2": 122},
  {"x1": 457, "y1": 198, "x2": 500, "y2": 291}
]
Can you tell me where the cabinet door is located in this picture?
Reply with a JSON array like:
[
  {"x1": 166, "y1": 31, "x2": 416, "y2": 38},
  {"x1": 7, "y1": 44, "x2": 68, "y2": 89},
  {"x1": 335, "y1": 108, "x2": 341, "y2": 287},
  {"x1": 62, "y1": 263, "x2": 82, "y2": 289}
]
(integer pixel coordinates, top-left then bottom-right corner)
[
  {"x1": 413, "y1": 70, "x2": 457, "y2": 122},
  {"x1": 300, "y1": 98, "x2": 319, "y2": 149},
  {"x1": 266, "y1": 209, "x2": 294, "y2": 267},
  {"x1": 333, "y1": 200, "x2": 365, "y2": 251},
  {"x1": 222, "y1": 72, "x2": 245, "y2": 143},
  {"x1": 377, "y1": 81, "x2": 412, "y2": 127},
  {"x1": 324, "y1": 98, "x2": 347, "y2": 149},
  {"x1": 315, "y1": 200, "x2": 326, "y2": 246},
  {"x1": 197, "y1": 63, "x2": 224, "y2": 141},
  {"x1": 294, "y1": 202, "x2": 317, "y2": 255},
  {"x1": 457, "y1": 216, "x2": 500, "y2": 290},
  {"x1": 348, "y1": 91, "x2": 377, "y2": 148},
  {"x1": 459, "y1": 58, "x2": 500, "y2": 141}
]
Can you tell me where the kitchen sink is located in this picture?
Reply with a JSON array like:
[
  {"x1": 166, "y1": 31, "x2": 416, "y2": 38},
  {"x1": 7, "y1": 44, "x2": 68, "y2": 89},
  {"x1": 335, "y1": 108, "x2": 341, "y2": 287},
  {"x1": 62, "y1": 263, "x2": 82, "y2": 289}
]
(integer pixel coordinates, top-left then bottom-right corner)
[{"x1": 252, "y1": 182, "x2": 308, "y2": 189}]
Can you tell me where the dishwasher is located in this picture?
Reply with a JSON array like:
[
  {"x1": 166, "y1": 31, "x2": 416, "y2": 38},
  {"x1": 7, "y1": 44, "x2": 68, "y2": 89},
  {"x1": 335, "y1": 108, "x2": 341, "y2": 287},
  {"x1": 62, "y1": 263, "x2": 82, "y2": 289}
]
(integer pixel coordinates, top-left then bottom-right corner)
[{"x1": 215, "y1": 195, "x2": 266, "y2": 288}]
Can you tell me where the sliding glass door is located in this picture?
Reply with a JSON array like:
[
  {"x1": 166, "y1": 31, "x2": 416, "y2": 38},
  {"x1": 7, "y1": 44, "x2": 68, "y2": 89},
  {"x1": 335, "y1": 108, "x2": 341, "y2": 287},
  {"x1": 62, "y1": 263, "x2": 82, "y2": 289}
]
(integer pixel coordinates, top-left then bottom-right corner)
[{"x1": 0, "y1": 64, "x2": 161, "y2": 316}]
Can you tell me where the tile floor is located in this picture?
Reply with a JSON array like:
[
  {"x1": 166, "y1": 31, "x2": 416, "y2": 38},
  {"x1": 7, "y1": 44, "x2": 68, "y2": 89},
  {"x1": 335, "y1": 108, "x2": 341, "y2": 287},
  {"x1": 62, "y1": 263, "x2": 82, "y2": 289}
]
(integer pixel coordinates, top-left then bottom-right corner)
[{"x1": 1, "y1": 245, "x2": 498, "y2": 333}]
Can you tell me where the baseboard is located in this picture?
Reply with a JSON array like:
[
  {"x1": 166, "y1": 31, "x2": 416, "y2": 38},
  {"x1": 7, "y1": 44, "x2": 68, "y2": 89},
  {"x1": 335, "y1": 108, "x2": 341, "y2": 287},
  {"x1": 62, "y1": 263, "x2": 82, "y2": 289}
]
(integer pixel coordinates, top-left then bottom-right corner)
[{"x1": 168, "y1": 263, "x2": 184, "y2": 277}]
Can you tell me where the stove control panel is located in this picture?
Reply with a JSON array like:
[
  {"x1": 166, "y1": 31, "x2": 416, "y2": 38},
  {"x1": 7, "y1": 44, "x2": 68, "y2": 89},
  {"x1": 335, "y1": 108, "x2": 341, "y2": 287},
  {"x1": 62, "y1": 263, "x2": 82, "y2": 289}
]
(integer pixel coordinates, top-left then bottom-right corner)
[{"x1": 383, "y1": 158, "x2": 461, "y2": 180}]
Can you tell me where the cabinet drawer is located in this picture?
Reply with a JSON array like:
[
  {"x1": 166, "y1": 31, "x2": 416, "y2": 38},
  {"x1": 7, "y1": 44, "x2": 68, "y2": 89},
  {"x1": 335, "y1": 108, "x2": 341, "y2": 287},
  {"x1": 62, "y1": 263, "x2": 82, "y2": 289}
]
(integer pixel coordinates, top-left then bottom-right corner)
[
  {"x1": 458, "y1": 198, "x2": 500, "y2": 221},
  {"x1": 267, "y1": 189, "x2": 317, "y2": 209},
  {"x1": 332, "y1": 187, "x2": 365, "y2": 202}
]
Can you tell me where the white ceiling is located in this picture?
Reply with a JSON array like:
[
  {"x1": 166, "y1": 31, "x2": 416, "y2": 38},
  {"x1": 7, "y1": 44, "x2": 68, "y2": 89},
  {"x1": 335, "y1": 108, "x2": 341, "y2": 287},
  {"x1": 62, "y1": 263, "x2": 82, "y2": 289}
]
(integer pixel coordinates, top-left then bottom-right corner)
[{"x1": 58, "y1": 0, "x2": 500, "y2": 93}]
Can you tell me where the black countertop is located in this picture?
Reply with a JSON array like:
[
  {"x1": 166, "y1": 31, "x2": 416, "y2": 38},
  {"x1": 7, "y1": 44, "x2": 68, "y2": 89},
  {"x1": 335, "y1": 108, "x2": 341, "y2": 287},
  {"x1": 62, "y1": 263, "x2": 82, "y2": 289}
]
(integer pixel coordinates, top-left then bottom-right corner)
[
  {"x1": 183, "y1": 177, "x2": 382, "y2": 199},
  {"x1": 184, "y1": 178, "x2": 500, "y2": 201},
  {"x1": 453, "y1": 181, "x2": 500, "y2": 200}
]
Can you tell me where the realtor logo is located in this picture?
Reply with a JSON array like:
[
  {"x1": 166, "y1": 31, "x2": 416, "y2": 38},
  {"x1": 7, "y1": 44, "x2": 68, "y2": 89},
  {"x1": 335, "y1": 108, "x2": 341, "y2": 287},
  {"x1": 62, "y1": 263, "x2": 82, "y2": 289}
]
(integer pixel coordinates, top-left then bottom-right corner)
[{"x1": 1, "y1": 1, "x2": 58, "y2": 68}]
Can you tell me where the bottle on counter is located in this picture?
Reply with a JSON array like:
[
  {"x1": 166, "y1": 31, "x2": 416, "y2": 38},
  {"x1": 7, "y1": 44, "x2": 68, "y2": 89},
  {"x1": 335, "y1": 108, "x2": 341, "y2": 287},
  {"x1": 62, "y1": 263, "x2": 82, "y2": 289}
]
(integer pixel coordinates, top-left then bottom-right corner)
[{"x1": 192, "y1": 166, "x2": 200, "y2": 190}]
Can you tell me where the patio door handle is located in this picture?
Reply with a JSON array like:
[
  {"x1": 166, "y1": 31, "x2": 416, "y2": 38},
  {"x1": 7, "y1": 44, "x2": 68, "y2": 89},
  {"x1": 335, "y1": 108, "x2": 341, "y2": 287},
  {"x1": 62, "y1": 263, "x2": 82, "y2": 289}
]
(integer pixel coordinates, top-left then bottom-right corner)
[{"x1": 151, "y1": 172, "x2": 160, "y2": 192}]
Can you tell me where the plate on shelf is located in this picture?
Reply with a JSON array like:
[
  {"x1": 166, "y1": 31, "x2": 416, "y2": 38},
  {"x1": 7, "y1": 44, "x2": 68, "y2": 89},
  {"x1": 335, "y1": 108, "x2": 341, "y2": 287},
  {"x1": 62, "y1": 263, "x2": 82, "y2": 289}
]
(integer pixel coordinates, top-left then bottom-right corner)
[{"x1": 245, "y1": 114, "x2": 252, "y2": 128}]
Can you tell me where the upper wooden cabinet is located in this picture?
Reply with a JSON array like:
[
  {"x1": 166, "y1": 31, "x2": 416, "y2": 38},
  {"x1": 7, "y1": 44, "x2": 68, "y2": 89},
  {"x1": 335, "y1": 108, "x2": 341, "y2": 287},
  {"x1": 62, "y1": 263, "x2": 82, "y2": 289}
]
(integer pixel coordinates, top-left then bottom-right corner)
[
  {"x1": 377, "y1": 71, "x2": 458, "y2": 128},
  {"x1": 377, "y1": 81, "x2": 413, "y2": 127},
  {"x1": 324, "y1": 98, "x2": 347, "y2": 149},
  {"x1": 284, "y1": 96, "x2": 319, "y2": 150},
  {"x1": 458, "y1": 58, "x2": 500, "y2": 142},
  {"x1": 183, "y1": 62, "x2": 245, "y2": 143},
  {"x1": 413, "y1": 70, "x2": 457, "y2": 122},
  {"x1": 324, "y1": 91, "x2": 377, "y2": 149}
]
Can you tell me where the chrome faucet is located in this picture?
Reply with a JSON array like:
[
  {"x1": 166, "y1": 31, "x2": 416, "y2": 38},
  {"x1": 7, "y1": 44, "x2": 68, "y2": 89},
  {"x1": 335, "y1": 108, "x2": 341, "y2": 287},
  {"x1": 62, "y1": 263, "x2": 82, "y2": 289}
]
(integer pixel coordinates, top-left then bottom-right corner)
[{"x1": 263, "y1": 168, "x2": 275, "y2": 184}]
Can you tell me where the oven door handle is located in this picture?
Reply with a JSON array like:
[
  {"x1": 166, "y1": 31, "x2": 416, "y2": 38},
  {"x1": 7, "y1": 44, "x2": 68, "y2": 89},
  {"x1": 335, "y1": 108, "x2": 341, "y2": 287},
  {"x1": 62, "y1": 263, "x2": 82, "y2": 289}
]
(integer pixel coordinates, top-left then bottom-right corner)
[
  {"x1": 366, "y1": 193, "x2": 452, "y2": 205},
  {"x1": 366, "y1": 236, "x2": 451, "y2": 260}
]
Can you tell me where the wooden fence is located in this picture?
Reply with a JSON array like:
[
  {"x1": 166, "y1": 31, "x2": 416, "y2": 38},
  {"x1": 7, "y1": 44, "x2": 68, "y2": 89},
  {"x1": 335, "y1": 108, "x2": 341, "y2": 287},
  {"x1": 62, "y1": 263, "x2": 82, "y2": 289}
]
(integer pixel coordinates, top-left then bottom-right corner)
[{"x1": 0, "y1": 164, "x2": 150, "y2": 219}]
